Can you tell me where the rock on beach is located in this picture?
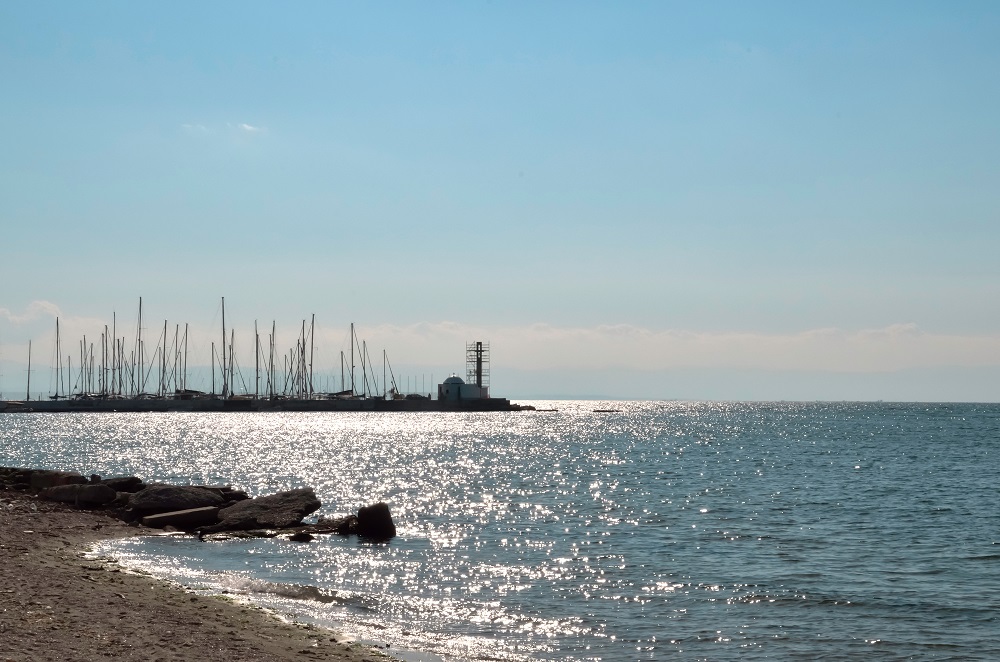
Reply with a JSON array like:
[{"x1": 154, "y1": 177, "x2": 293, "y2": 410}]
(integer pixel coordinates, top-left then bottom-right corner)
[
  {"x1": 41, "y1": 482, "x2": 118, "y2": 506},
  {"x1": 127, "y1": 484, "x2": 230, "y2": 514},
  {"x1": 200, "y1": 487, "x2": 322, "y2": 533},
  {"x1": 3, "y1": 465, "x2": 396, "y2": 542}
]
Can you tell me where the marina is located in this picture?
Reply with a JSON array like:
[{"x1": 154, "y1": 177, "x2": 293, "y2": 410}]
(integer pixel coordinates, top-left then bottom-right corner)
[
  {"x1": 0, "y1": 394, "x2": 527, "y2": 413},
  {"x1": 0, "y1": 299, "x2": 529, "y2": 413}
]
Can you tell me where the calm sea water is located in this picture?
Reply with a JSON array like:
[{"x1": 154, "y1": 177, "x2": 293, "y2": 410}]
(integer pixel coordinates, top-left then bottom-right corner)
[{"x1": 1, "y1": 401, "x2": 998, "y2": 660}]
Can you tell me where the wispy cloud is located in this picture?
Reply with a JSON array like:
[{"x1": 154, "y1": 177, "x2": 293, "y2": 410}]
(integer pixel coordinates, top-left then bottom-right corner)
[
  {"x1": 346, "y1": 322, "x2": 1000, "y2": 373},
  {"x1": 0, "y1": 300, "x2": 62, "y2": 325},
  {"x1": 224, "y1": 122, "x2": 265, "y2": 134},
  {"x1": 5, "y1": 309, "x2": 998, "y2": 380},
  {"x1": 180, "y1": 122, "x2": 266, "y2": 135}
]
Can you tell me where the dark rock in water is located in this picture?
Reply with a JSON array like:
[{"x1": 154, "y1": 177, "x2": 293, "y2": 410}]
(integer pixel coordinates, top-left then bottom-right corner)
[
  {"x1": 315, "y1": 514, "x2": 358, "y2": 535},
  {"x1": 128, "y1": 484, "x2": 227, "y2": 514},
  {"x1": 141, "y1": 506, "x2": 221, "y2": 529},
  {"x1": 288, "y1": 531, "x2": 314, "y2": 542},
  {"x1": 100, "y1": 476, "x2": 145, "y2": 493},
  {"x1": 41, "y1": 483, "x2": 117, "y2": 506},
  {"x1": 30, "y1": 470, "x2": 87, "y2": 490},
  {"x1": 310, "y1": 503, "x2": 396, "y2": 539},
  {"x1": 357, "y1": 502, "x2": 396, "y2": 539},
  {"x1": 200, "y1": 487, "x2": 321, "y2": 533}
]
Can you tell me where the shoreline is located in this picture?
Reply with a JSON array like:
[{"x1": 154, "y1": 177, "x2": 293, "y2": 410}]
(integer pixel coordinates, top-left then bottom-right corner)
[{"x1": 0, "y1": 490, "x2": 395, "y2": 662}]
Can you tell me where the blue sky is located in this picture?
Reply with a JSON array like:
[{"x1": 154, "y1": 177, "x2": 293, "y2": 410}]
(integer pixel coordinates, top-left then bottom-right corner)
[{"x1": 2, "y1": 2, "x2": 999, "y2": 400}]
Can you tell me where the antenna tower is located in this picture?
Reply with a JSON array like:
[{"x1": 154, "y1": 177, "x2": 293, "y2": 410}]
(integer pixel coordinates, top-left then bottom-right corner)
[{"x1": 466, "y1": 341, "x2": 490, "y2": 389}]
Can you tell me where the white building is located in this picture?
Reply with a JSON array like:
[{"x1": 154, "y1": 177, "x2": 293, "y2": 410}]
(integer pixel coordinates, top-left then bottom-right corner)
[{"x1": 438, "y1": 375, "x2": 489, "y2": 401}]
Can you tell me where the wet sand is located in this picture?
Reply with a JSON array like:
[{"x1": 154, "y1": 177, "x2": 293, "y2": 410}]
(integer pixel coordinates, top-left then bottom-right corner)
[{"x1": 0, "y1": 490, "x2": 394, "y2": 662}]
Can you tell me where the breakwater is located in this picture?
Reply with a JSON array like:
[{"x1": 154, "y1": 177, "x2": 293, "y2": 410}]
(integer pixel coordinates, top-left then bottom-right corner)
[{"x1": 0, "y1": 396, "x2": 530, "y2": 413}]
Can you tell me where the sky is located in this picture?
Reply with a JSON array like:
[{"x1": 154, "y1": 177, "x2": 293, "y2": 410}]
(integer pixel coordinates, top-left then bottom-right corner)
[{"x1": 1, "y1": 1, "x2": 999, "y2": 401}]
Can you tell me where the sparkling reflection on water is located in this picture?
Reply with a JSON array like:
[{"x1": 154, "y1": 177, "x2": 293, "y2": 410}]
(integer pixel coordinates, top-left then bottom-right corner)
[{"x1": 2, "y1": 401, "x2": 999, "y2": 660}]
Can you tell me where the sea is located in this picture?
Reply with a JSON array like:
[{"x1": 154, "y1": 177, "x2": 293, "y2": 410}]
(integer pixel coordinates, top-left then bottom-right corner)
[{"x1": 1, "y1": 401, "x2": 998, "y2": 661}]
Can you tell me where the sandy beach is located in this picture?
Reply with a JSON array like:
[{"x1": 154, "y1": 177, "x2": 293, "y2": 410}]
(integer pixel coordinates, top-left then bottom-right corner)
[{"x1": 0, "y1": 490, "x2": 394, "y2": 662}]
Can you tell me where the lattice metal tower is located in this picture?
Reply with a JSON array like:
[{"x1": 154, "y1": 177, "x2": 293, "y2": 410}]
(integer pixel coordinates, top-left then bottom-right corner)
[{"x1": 466, "y1": 341, "x2": 490, "y2": 389}]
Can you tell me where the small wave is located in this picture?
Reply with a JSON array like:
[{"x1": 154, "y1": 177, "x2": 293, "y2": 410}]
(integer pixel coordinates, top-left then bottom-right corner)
[
  {"x1": 885, "y1": 567, "x2": 948, "y2": 576},
  {"x1": 727, "y1": 591, "x2": 862, "y2": 608},
  {"x1": 219, "y1": 575, "x2": 342, "y2": 604},
  {"x1": 965, "y1": 553, "x2": 1000, "y2": 561}
]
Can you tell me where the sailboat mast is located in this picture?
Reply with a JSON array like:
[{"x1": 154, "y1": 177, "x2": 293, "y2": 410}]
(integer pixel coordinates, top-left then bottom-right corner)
[
  {"x1": 183, "y1": 323, "x2": 189, "y2": 392},
  {"x1": 26, "y1": 340, "x2": 31, "y2": 401},
  {"x1": 295, "y1": 320, "x2": 307, "y2": 398},
  {"x1": 79, "y1": 337, "x2": 86, "y2": 394},
  {"x1": 229, "y1": 330, "x2": 235, "y2": 396},
  {"x1": 221, "y1": 297, "x2": 228, "y2": 398},
  {"x1": 118, "y1": 339, "x2": 124, "y2": 396},
  {"x1": 112, "y1": 313, "x2": 117, "y2": 395},
  {"x1": 161, "y1": 320, "x2": 167, "y2": 397},
  {"x1": 55, "y1": 317, "x2": 61, "y2": 398},
  {"x1": 309, "y1": 314, "x2": 315, "y2": 397},
  {"x1": 361, "y1": 339, "x2": 369, "y2": 398},
  {"x1": 173, "y1": 324, "x2": 179, "y2": 393},
  {"x1": 137, "y1": 298, "x2": 142, "y2": 397},
  {"x1": 102, "y1": 326, "x2": 108, "y2": 395}
]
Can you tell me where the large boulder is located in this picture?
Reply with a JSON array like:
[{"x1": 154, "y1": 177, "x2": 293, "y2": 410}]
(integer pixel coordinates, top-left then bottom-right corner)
[
  {"x1": 357, "y1": 502, "x2": 396, "y2": 539},
  {"x1": 0, "y1": 467, "x2": 33, "y2": 489},
  {"x1": 128, "y1": 484, "x2": 227, "y2": 515},
  {"x1": 30, "y1": 470, "x2": 87, "y2": 490},
  {"x1": 100, "y1": 475, "x2": 146, "y2": 493},
  {"x1": 312, "y1": 503, "x2": 397, "y2": 539},
  {"x1": 200, "y1": 487, "x2": 321, "y2": 533},
  {"x1": 41, "y1": 483, "x2": 117, "y2": 506},
  {"x1": 141, "y1": 506, "x2": 221, "y2": 529}
]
